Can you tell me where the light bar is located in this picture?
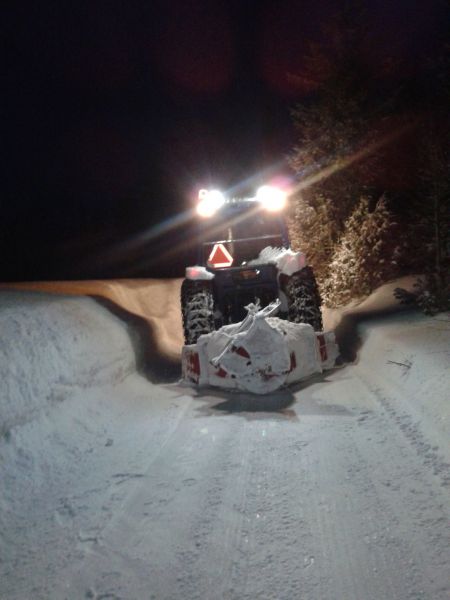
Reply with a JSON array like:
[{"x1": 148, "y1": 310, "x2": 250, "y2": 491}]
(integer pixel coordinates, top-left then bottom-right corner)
[
  {"x1": 256, "y1": 185, "x2": 287, "y2": 212},
  {"x1": 196, "y1": 189, "x2": 225, "y2": 218}
]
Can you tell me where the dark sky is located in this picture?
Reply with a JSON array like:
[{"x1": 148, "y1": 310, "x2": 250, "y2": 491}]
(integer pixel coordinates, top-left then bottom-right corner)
[{"x1": 3, "y1": 0, "x2": 448, "y2": 280}]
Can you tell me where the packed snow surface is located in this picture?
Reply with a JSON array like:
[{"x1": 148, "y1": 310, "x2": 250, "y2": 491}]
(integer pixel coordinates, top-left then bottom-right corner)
[{"x1": 0, "y1": 279, "x2": 449, "y2": 600}]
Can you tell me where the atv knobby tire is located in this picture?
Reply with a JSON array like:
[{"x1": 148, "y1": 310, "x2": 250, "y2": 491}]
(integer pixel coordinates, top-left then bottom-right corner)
[
  {"x1": 285, "y1": 266, "x2": 323, "y2": 331},
  {"x1": 181, "y1": 279, "x2": 215, "y2": 345}
]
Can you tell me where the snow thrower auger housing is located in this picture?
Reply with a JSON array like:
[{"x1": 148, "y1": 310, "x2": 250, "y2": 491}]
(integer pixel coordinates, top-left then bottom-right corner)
[
  {"x1": 181, "y1": 299, "x2": 339, "y2": 394},
  {"x1": 181, "y1": 186, "x2": 323, "y2": 346}
]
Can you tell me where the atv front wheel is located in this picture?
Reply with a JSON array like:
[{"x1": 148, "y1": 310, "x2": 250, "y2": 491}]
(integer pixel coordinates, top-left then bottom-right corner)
[
  {"x1": 285, "y1": 266, "x2": 323, "y2": 331},
  {"x1": 181, "y1": 279, "x2": 215, "y2": 345}
]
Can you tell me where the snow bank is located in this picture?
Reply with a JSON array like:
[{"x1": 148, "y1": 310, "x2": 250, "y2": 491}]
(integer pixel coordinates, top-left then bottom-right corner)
[
  {"x1": 322, "y1": 276, "x2": 449, "y2": 445},
  {"x1": 1, "y1": 279, "x2": 184, "y2": 360},
  {"x1": 357, "y1": 311, "x2": 450, "y2": 445},
  {"x1": 0, "y1": 291, "x2": 135, "y2": 436},
  {"x1": 322, "y1": 275, "x2": 421, "y2": 331}
]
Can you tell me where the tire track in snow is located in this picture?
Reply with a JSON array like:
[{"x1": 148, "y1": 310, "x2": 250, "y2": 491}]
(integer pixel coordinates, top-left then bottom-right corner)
[
  {"x1": 47, "y1": 392, "x2": 194, "y2": 600},
  {"x1": 357, "y1": 363, "x2": 450, "y2": 488},
  {"x1": 308, "y1": 420, "x2": 423, "y2": 600},
  {"x1": 53, "y1": 398, "x2": 252, "y2": 600},
  {"x1": 10, "y1": 374, "x2": 449, "y2": 600},
  {"x1": 173, "y1": 416, "x2": 253, "y2": 600},
  {"x1": 349, "y1": 366, "x2": 450, "y2": 599}
]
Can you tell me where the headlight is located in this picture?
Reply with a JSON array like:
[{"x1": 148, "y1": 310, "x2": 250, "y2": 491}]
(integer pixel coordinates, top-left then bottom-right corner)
[
  {"x1": 256, "y1": 185, "x2": 287, "y2": 212},
  {"x1": 196, "y1": 189, "x2": 225, "y2": 218}
]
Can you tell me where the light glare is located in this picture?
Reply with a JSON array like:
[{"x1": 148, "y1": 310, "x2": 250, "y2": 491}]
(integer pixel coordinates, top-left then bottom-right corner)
[
  {"x1": 256, "y1": 185, "x2": 287, "y2": 212},
  {"x1": 196, "y1": 189, "x2": 225, "y2": 218}
]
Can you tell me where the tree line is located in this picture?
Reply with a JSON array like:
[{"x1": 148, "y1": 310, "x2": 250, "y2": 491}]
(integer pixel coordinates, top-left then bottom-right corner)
[{"x1": 288, "y1": 2, "x2": 449, "y2": 312}]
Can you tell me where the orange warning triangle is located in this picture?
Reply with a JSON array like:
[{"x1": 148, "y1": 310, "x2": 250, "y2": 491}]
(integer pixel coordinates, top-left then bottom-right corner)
[{"x1": 207, "y1": 243, "x2": 233, "y2": 268}]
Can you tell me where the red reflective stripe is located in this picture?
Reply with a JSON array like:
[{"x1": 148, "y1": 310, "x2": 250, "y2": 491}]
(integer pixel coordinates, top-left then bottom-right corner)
[
  {"x1": 183, "y1": 349, "x2": 201, "y2": 383},
  {"x1": 189, "y1": 351, "x2": 200, "y2": 377},
  {"x1": 232, "y1": 345, "x2": 251, "y2": 359},
  {"x1": 289, "y1": 351, "x2": 297, "y2": 372},
  {"x1": 317, "y1": 334, "x2": 328, "y2": 362}
]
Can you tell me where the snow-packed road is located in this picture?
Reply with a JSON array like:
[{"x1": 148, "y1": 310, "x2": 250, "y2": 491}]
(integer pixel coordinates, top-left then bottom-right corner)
[{"x1": 1, "y1": 282, "x2": 449, "y2": 600}]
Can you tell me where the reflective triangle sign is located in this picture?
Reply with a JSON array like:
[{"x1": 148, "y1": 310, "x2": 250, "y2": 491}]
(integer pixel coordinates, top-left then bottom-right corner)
[{"x1": 207, "y1": 243, "x2": 233, "y2": 268}]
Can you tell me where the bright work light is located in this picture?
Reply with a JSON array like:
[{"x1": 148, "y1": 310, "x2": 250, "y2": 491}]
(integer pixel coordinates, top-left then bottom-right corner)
[
  {"x1": 196, "y1": 189, "x2": 225, "y2": 218},
  {"x1": 256, "y1": 185, "x2": 287, "y2": 212}
]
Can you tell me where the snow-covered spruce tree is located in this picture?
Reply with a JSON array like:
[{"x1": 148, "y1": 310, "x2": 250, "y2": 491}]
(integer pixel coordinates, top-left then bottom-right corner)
[
  {"x1": 289, "y1": 193, "x2": 336, "y2": 283},
  {"x1": 323, "y1": 196, "x2": 403, "y2": 306},
  {"x1": 288, "y1": 3, "x2": 386, "y2": 284},
  {"x1": 321, "y1": 197, "x2": 370, "y2": 305}
]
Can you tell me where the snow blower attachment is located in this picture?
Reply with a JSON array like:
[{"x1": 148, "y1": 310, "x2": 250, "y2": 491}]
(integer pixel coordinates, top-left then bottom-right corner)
[
  {"x1": 180, "y1": 186, "x2": 334, "y2": 393},
  {"x1": 182, "y1": 300, "x2": 339, "y2": 394}
]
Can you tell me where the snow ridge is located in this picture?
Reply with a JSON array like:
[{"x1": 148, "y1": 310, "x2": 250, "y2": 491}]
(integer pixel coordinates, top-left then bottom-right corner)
[{"x1": 0, "y1": 292, "x2": 135, "y2": 436}]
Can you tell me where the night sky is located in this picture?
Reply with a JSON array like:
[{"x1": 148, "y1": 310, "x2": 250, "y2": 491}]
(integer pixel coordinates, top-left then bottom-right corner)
[{"x1": 3, "y1": 0, "x2": 448, "y2": 280}]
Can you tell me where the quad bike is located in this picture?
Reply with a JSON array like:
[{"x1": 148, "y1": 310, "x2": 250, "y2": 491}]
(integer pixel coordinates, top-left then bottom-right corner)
[{"x1": 181, "y1": 186, "x2": 323, "y2": 345}]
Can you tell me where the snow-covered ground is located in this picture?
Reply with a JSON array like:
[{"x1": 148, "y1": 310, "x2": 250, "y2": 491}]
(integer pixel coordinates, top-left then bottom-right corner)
[{"x1": 0, "y1": 280, "x2": 449, "y2": 599}]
